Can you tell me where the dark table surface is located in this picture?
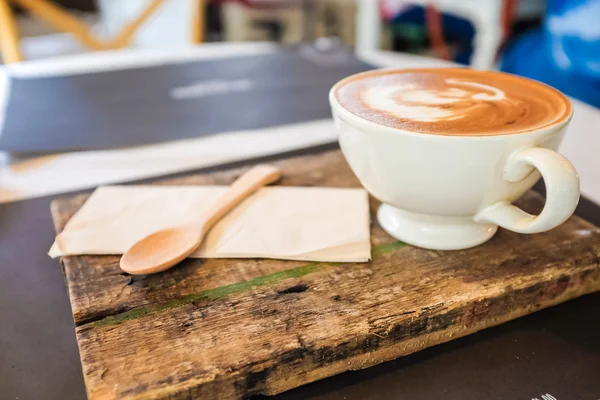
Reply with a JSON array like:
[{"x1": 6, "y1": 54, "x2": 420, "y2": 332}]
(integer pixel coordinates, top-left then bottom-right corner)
[{"x1": 1, "y1": 146, "x2": 599, "y2": 400}]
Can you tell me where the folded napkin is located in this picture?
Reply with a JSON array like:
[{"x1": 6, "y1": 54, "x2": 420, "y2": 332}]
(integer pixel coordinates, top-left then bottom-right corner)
[{"x1": 50, "y1": 185, "x2": 371, "y2": 262}]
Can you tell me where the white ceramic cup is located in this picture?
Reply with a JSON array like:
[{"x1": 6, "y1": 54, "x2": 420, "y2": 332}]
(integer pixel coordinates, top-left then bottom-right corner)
[{"x1": 329, "y1": 70, "x2": 580, "y2": 250}]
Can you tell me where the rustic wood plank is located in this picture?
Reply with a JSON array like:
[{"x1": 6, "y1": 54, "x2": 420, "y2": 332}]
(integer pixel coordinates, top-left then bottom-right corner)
[
  {"x1": 50, "y1": 149, "x2": 600, "y2": 400},
  {"x1": 50, "y1": 151, "x2": 394, "y2": 325}
]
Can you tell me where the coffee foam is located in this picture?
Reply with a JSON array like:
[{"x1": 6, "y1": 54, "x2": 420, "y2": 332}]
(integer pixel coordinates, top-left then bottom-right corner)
[{"x1": 335, "y1": 68, "x2": 571, "y2": 136}]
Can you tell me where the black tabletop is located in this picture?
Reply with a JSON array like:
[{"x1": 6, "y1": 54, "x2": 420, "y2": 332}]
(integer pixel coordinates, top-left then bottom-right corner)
[{"x1": 1, "y1": 146, "x2": 599, "y2": 400}]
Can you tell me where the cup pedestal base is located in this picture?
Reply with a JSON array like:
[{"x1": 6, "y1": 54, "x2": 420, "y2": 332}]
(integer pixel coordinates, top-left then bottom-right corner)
[{"x1": 377, "y1": 204, "x2": 498, "y2": 250}]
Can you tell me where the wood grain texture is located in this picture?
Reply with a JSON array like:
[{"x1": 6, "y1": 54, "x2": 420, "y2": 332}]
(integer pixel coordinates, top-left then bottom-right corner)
[{"x1": 50, "y1": 149, "x2": 600, "y2": 400}]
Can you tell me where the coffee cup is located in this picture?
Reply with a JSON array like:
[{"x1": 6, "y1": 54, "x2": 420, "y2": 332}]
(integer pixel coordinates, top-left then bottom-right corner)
[{"x1": 329, "y1": 68, "x2": 580, "y2": 250}]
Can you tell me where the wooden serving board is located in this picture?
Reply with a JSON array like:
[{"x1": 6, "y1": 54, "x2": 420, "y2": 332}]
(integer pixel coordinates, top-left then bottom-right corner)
[{"x1": 51, "y1": 149, "x2": 600, "y2": 400}]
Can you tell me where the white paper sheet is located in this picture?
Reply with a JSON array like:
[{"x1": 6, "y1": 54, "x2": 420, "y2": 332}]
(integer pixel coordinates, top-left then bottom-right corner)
[{"x1": 49, "y1": 185, "x2": 371, "y2": 262}]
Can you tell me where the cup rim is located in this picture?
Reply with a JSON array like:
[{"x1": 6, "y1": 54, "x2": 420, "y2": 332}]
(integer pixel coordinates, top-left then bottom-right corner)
[{"x1": 329, "y1": 67, "x2": 574, "y2": 140}]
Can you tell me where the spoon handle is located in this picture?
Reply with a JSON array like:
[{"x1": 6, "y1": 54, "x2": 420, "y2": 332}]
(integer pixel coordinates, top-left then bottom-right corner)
[{"x1": 200, "y1": 165, "x2": 281, "y2": 233}]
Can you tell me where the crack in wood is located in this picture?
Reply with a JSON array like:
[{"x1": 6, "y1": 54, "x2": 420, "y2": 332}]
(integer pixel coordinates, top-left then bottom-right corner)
[{"x1": 277, "y1": 283, "x2": 309, "y2": 295}]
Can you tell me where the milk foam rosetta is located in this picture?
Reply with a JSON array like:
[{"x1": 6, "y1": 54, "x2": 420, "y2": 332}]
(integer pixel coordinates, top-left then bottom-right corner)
[{"x1": 335, "y1": 69, "x2": 572, "y2": 136}]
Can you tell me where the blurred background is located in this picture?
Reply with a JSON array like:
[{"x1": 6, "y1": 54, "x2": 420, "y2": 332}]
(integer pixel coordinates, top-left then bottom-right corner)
[
  {"x1": 0, "y1": 0, "x2": 598, "y2": 107},
  {"x1": 3, "y1": 5, "x2": 600, "y2": 400}
]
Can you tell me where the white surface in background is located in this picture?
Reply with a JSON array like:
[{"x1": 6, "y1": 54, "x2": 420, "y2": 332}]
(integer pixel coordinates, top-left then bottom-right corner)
[
  {"x1": 557, "y1": 98, "x2": 600, "y2": 202},
  {"x1": 0, "y1": 43, "x2": 599, "y2": 206},
  {"x1": 0, "y1": 119, "x2": 335, "y2": 203},
  {"x1": 1, "y1": 42, "x2": 278, "y2": 78},
  {"x1": 356, "y1": 49, "x2": 456, "y2": 69}
]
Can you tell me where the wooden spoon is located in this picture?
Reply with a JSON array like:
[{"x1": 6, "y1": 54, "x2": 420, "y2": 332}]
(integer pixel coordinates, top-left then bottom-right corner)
[{"x1": 120, "y1": 165, "x2": 281, "y2": 275}]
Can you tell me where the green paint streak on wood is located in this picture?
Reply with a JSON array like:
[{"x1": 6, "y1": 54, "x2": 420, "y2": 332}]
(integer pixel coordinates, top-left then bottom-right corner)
[
  {"x1": 86, "y1": 241, "x2": 407, "y2": 329},
  {"x1": 372, "y1": 241, "x2": 407, "y2": 256},
  {"x1": 89, "y1": 262, "x2": 324, "y2": 328}
]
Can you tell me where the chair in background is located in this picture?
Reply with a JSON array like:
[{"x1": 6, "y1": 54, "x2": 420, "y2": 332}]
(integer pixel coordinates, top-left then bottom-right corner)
[
  {"x1": 218, "y1": 0, "x2": 356, "y2": 44},
  {"x1": 0, "y1": 0, "x2": 21, "y2": 62},
  {"x1": 356, "y1": 0, "x2": 517, "y2": 70},
  {"x1": 0, "y1": 0, "x2": 205, "y2": 63},
  {"x1": 98, "y1": 0, "x2": 205, "y2": 50},
  {"x1": 219, "y1": 0, "x2": 304, "y2": 43}
]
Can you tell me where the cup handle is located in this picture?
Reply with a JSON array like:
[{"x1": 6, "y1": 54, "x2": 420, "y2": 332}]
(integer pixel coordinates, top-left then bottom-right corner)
[{"x1": 474, "y1": 147, "x2": 580, "y2": 233}]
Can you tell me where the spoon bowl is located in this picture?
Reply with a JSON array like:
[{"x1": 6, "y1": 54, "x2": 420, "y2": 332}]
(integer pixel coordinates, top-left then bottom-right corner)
[{"x1": 120, "y1": 226, "x2": 203, "y2": 275}]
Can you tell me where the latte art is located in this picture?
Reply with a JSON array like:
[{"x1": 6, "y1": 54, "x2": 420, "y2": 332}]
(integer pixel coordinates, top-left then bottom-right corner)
[
  {"x1": 363, "y1": 79, "x2": 506, "y2": 122},
  {"x1": 335, "y1": 69, "x2": 571, "y2": 136}
]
